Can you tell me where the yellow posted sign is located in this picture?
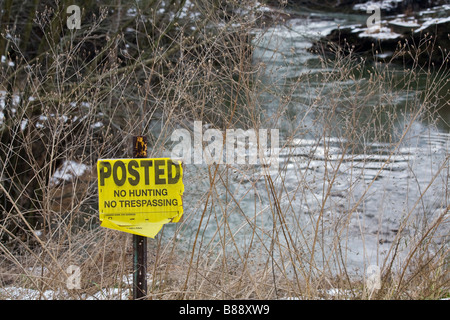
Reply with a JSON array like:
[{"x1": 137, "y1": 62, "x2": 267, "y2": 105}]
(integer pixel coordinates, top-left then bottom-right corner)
[{"x1": 97, "y1": 158, "x2": 184, "y2": 238}]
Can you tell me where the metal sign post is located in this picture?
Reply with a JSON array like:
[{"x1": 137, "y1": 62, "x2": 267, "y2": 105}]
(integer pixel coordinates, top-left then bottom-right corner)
[
  {"x1": 97, "y1": 135, "x2": 184, "y2": 300},
  {"x1": 132, "y1": 136, "x2": 148, "y2": 300}
]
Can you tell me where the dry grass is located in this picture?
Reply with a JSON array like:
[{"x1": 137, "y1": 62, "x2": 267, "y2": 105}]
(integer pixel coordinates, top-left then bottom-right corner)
[{"x1": 0, "y1": 1, "x2": 449, "y2": 300}]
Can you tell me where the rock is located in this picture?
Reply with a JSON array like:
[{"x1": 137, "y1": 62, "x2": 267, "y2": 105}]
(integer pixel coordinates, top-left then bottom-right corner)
[
  {"x1": 310, "y1": 24, "x2": 402, "y2": 59},
  {"x1": 388, "y1": 19, "x2": 420, "y2": 35},
  {"x1": 310, "y1": 3, "x2": 450, "y2": 66},
  {"x1": 350, "y1": 0, "x2": 448, "y2": 16},
  {"x1": 267, "y1": 1, "x2": 447, "y2": 14}
]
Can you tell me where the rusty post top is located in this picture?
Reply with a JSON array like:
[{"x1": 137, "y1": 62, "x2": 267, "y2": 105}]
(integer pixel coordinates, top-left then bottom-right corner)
[{"x1": 133, "y1": 136, "x2": 148, "y2": 158}]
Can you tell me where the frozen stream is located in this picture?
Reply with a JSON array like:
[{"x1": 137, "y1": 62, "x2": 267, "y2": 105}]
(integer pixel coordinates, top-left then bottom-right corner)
[{"x1": 167, "y1": 11, "x2": 449, "y2": 276}]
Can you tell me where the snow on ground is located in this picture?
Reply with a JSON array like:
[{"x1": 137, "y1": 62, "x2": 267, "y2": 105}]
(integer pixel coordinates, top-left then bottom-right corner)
[
  {"x1": 1, "y1": 55, "x2": 15, "y2": 67},
  {"x1": 346, "y1": 2, "x2": 450, "y2": 41},
  {"x1": 415, "y1": 16, "x2": 450, "y2": 33},
  {"x1": 353, "y1": 0, "x2": 403, "y2": 11},
  {"x1": 49, "y1": 160, "x2": 90, "y2": 187},
  {"x1": 0, "y1": 286, "x2": 130, "y2": 300},
  {"x1": 388, "y1": 18, "x2": 420, "y2": 28},
  {"x1": 358, "y1": 25, "x2": 402, "y2": 39}
]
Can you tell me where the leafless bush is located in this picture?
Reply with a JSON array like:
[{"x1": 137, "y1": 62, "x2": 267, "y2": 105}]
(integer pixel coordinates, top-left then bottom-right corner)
[{"x1": 0, "y1": 1, "x2": 448, "y2": 299}]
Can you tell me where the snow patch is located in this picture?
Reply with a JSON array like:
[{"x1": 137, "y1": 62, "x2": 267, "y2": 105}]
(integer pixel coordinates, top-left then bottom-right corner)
[
  {"x1": 389, "y1": 18, "x2": 420, "y2": 28},
  {"x1": 1, "y1": 55, "x2": 15, "y2": 67},
  {"x1": 358, "y1": 26, "x2": 402, "y2": 39},
  {"x1": 50, "y1": 160, "x2": 90, "y2": 186},
  {"x1": 0, "y1": 286, "x2": 130, "y2": 300},
  {"x1": 415, "y1": 16, "x2": 450, "y2": 33},
  {"x1": 353, "y1": 0, "x2": 403, "y2": 11}
]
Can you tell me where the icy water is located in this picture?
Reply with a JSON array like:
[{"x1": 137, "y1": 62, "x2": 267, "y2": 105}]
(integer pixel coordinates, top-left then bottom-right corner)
[{"x1": 172, "y1": 11, "x2": 449, "y2": 275}]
